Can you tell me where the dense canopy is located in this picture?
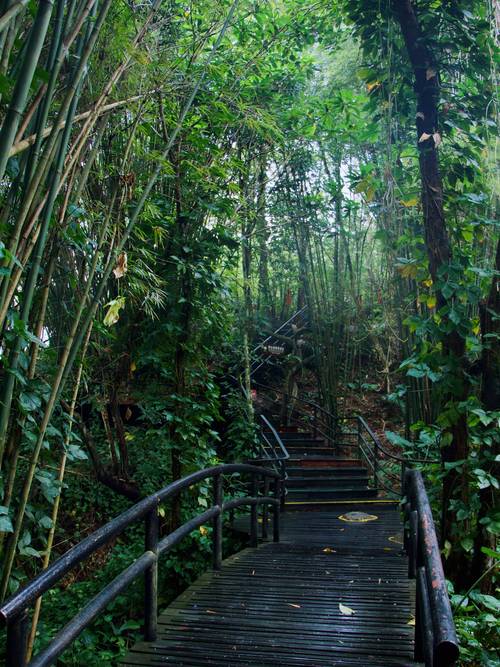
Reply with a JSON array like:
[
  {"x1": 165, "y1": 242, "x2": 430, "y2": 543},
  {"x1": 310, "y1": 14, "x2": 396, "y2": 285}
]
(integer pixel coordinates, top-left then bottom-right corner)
[{"x1": 0, "y1": 0, "x2": 498, "y2": 663}]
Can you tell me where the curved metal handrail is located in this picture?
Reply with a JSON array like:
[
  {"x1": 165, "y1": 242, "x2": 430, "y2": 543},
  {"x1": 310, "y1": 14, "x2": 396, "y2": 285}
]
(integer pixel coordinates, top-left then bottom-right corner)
[
  {"x1": 251, "y1": 306, "x2": 308, "y2": 356},
  {"x1": 356, "y1": 416, "x2": 438, "y2": 465},
  {"x1": 254, "y1": 382, "x2": 438, "y2": 467},
  {"x1": 258, "y1": 414, "x2": 289, "y2": 461},
  {"x1": 1, "y1": 463, "x2": 281, "y2": 667}
]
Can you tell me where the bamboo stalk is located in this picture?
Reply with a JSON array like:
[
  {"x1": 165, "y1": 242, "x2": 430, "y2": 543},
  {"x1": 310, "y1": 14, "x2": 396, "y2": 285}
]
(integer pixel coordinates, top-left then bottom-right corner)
[
  {"x1": 9, "y1": 94, "x2": 150, "y2": 158},
  {"x1": 0, "y1": 0, "x2": 240, "y2": 599},
  {"x1": 0, "y1": 0, "x2": 29, "y2": 34},
  {"x1": 0, "y1": 0, "x2": 54, "y2": 181},
  {"x1": 0, "y1": 4, "x2": 95, "y2": 465},
  {"x1": 1, "y1": 0, "x2": 108, "y2": 291},
  {"x1": 26, "y1": 323, "x2": 93, "y2": 660},
  {"x1": 0, "y1": 0, "x2": 110, "y2": 334}
]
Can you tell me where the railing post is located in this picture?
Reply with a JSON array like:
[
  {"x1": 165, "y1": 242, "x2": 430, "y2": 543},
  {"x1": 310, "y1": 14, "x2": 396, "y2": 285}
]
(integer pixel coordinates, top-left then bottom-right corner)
[
  {"x1": 356, "y1": 417, "x2": 361, "y2": 461},
  {"x1": 415, "y1": 567, "x2": 433, "y2": 665},
  {"x1": 212, "y1": 474, "x2": 223, "y2": 570},
  {"x1": 273, "y1": 476, "x2": 281, "y2": 543},
  {"x1": 312, "y1": 405, "x2": 317, "y2": 438},
  {"x1": 6, "y1": 611, "x2": 29, "y2": 667},
  {"x1": 144, "y1": 503, "x2": 159, "y2": 642},
  {"x1": 280, "y1": 461, "x2": 286, "y2": 512},
  {"x1": 373, "y1": 435, "x2": 379, "y2": 488},
  {"x1": 250, "y1": 475, "x2": 258, "y2": 548},
  {"x1": 262, "y1": 477, "x2": 269, "y2": 539}
]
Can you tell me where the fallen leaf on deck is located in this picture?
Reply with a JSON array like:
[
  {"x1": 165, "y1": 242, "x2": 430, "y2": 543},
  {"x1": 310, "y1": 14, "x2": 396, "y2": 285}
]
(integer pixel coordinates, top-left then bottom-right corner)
[
  {"x1": 322, "y1": 547, "x2": 336, "y2": 553},
  {"x1": 407, "y1": 616, "x2": 416, "y2": 626},
  {"x1": 288, "y1": 603, "x2": 301, "y2": 608},
  {"x1": 339, "y1": 603, "x2": 355, "y2": 615}
]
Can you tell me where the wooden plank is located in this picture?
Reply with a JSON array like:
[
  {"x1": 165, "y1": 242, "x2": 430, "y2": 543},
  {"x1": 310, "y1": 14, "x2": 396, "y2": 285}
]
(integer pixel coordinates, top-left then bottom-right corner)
[{"x1": 122, "y1": 503, "x2": 415, "y2": 666}]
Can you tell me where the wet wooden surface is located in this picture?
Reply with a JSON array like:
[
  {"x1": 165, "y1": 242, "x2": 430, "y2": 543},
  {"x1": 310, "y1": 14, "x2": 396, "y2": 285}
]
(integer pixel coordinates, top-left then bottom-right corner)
[{"x1": 122, "y1": 502, "x2": 416, "y2": 666}]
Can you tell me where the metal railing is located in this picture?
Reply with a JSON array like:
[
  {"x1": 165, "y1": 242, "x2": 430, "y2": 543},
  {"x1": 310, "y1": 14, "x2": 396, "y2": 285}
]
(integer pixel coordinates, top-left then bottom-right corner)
[
  {"x1": 253, "y1": 381, "x2": 337, "y2": 444},
  {"x1": 252, "y1": 383, "x2": 438, "y2": 496},
  {"x1": 0, "y1": 464, "x2": 282, "y2": 667},
  {"x1": 250, "y1": 306, "x2": 308, "y2": 376},
  {"x1": 254, "y1": 415, "x2": 289, "y2": 514},
  {"x1": 335, "y1": 415, "x2": 436, "y2": 497},
  {"x1": 403, "y1": 469, "x2": 459, "y2": 666}
]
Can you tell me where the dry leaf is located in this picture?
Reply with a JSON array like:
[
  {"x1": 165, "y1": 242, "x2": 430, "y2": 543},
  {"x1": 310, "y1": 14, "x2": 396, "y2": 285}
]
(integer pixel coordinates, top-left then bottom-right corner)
[
  {"x1": 407, "y1": 616, "x2": 416, "y2": 626},
  {"x1": 433, "y1": 132, "x2": 442, "y2": 147},
  {"x1": 288, "y1": 603, "x2": 301, "y2": 609},
  {"x1": 426, "y1": 67, "x2": 436, "y2": 80},
  {"x1": 103, "y1": 297, "x2": 125, "y2": 326},
  {"x1": 113, "y1": 252, "x2": 128, "y2": 278},
  {"x1": 205, "y1": 609, "x2": 216, "y2": 614},
  {"x1": 322, "y1": 547, "x2": 336, "y2": 553},
  {"x1": 419, "y1": 132, "x2": 432, "y2": 143},
  {"x1": 339, "y1": 603, "x2": 355, "y2": 616}
]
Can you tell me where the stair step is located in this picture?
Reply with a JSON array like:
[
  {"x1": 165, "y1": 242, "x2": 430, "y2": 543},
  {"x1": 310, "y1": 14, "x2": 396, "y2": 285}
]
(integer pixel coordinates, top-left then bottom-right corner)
[
  {"x1": 286, "y1": 466, "x2": 368, "y2": 477},
  {"x1": 284, "y1": 496, "x2": 382, "y2": 510},
  {"x1": 290, "y1": 458, "x2": 363, "y2": 467},
  {"x1": 287, "y1": 487, "x2": 378, "y2": 501},
  {"x1": 286, "y1": 476, "x2": 370, "y2": 488},
  {"x1": 272, "y1": 431, "x2": 313, "y2": 440},
  {"x1": 280, "y1": 438, "x2": 326, "y2": 446},
  {"x1": 285, "y1": 448, "x2": 334, "y2": 457}
]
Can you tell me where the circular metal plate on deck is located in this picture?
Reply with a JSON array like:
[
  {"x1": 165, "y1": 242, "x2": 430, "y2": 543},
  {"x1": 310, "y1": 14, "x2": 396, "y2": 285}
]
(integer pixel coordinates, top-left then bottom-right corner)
[{"x1": 338, "y1": 511, "x2": 378, "y2": 523}]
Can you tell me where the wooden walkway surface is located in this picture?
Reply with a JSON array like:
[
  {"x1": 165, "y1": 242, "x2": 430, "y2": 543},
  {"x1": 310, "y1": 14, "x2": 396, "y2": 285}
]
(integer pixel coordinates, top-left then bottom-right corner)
[{"x1": 122, "y1": 502, "x2": 416, "y2": 666}]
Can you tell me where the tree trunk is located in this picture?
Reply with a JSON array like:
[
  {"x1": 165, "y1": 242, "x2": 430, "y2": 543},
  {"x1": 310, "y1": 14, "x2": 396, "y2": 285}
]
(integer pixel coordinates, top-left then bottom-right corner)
[
  {"x1": 471, "y1": 238, "x2": 500, "y2": 591},
  {"x1": 393, "y1": 0, "x2": 469, "y2": 579}
]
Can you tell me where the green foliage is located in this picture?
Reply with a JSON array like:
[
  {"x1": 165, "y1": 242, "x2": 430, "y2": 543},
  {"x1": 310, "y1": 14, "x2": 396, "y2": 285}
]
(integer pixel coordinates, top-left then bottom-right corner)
[{"x1": 0, "y1": 0, "x2": 497, "y2": 662}]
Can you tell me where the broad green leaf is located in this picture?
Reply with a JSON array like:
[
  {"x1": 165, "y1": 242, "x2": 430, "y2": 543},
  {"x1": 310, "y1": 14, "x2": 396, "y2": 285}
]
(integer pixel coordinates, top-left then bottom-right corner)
[{"x1": 19, "y1": 392, "x2": 41, "y2": 413}]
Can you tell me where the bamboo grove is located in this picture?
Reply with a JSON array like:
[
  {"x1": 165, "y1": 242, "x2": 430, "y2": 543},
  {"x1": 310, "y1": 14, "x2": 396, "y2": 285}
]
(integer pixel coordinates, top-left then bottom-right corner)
[{"x1": 0, "y1": 0, "x2": 498, "y2": 663}]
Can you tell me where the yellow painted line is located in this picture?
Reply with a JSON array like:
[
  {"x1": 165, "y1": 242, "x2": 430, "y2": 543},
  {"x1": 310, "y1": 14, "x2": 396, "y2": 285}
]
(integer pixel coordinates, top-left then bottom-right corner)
[{"x1": 339, "y1": 512, "x2": 378, "y2": 523}]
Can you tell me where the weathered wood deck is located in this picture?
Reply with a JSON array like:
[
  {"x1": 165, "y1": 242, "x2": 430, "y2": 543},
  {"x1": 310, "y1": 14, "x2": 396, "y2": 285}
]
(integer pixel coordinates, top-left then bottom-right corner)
[{"x1": 122, "y1": 501, "x2": 416, "y2": 666}]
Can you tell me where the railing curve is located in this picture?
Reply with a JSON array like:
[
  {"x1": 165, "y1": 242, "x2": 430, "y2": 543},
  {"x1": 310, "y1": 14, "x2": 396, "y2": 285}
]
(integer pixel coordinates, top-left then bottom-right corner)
[
  {"x1": 404, "y1": 469, "x2": 459, "y2": 666},
  {"x1": 253, "y1": 414, "x2": 289, "y2": 514},
  {"x1": 250, "y1": 306, "x2": 308, "y2": 375},
  {"x1": 1, "y1": 463, "x2": 281, "y2": 667}
]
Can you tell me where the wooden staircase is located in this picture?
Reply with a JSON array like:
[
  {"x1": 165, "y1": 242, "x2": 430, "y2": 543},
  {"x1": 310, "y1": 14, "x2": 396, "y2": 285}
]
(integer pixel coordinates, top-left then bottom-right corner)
[{"x1": 273, "y1": 429, "x2": 379, "y2": 508}]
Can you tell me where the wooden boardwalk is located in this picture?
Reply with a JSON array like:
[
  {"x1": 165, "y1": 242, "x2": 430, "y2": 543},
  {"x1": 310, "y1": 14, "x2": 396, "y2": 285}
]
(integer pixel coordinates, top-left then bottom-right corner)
[{"x1": 122, "y1": 502, "x2": 416, "y2": 666}]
